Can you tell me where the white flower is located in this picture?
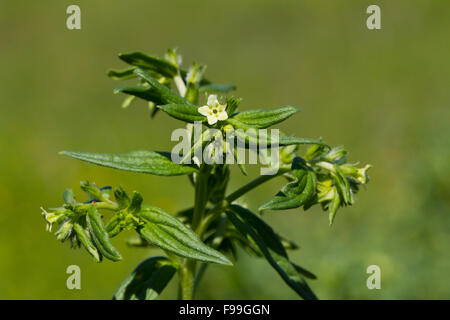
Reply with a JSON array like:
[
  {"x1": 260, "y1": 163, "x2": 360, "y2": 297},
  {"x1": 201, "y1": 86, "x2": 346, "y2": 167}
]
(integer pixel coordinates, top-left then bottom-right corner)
[{"x1": 198, "y1": 94, "x2": 228, "y2": 125}]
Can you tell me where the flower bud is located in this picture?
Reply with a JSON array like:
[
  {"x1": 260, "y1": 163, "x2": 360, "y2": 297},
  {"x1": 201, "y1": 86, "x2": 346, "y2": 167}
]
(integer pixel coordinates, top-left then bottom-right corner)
[
  {"x1": 340, "y1": 164, "x2": 372, "y2": 184},
  {"x1": 322, "y1": 146, "x2": 347, "y2": 163},
  {"x1": 55, "y1": 219, "x2": 73, "y2": 241}
]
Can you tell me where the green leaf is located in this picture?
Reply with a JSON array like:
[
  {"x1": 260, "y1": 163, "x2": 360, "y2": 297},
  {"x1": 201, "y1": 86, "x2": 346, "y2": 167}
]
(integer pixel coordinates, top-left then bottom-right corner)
[
  {"x1": 328, "y1": 190, "x2": 341, "y2": 226},
  {"x1": 129, "y1": 191, "x2": 143, "y2": 214},
  {"x1": 199, "y1": 83, "x2": 236, "y2": 93},
  {"x1": 86, "y1": 206, "x2": 122, "y2": 262},
  {"x1": 114, "y1": 186, "x2": 131, "y2": 209},
  {"x1": 292, "y1": 263, "x2": 317, "y2": 280},
  {"x1": 230, "y1": 106, "x2": 300, "y2": 129},
  {"x1": 63, "y1": 189, "x2": 75, "y2": 204},
  {"x1": 80, "y1": 180, "x2": 104, "y2": 201},
  {"x1": 225, "y1": 97, "x2": 241, "y2": 115},
  {"x1": 279, "y1": 136, "x2": 329, "y2": 148},
  {"x1": 233, "y1": 129, "x2": 328, "y2": 148},
  {"x1": 260, "y1": 170, "x2": 317, "y2": 211},
  {"x1": 137, "y1": 205, "x2": 232, "y2": 265},
  {"x1": 119, "y1": 52, "x2": 178, "y2": 78},
  {"x1": 114, "y1": 86, "x2": 164, "y2": 105},
  {"x1": 73, "y1": 222, "x2": 101, "y2": 262},
  {"x1": 60, "y1": 150, "x2": 198, "y2": 176},
  {"x1": 279, "y1": 234, "x2": 300, "y2": 251},
  {"x1": 134, "y1": 69, "x2": 192, "y2": 105},
  {"x1": 226, "y1": 204, "x2": 317, "y2": 300},
  {"x1": 107, "y1": 67, "x2": 137, "y2": 80},
  {"x1": 331, "y1": 164, "x2": 352, "y2": 205},
  {"x1": 158, "y1": 104, "x2": 206, "y2": 123},
  {"x1": 113, "y1": 256, "x2": 177, "y2": 300}
]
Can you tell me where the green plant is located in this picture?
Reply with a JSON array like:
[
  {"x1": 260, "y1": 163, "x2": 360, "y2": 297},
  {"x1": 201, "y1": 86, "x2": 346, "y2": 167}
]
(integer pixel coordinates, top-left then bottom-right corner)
[{"x1": 41, "y1": 49, "x2": 371, "y2": 300}]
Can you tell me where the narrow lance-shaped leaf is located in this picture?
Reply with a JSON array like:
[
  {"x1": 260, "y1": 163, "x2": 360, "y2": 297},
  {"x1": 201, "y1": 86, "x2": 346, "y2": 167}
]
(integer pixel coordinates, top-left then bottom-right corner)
[
  {"x1": 73, "y1": 222, "x2": 101, "y2": 262},
  {"x1": 86, "y1": 206, "x2": 122, "y2": 262},
  {"x1": 119, "y1": 52, "x2": 178, "y2": 78},
  {"x1": 60, "y1": 150, "x2": 198, "y2": 176},
  {"x1": 279, "y1": 136, "x2": 329, "y2": 148},
  {"x1": 113, "y1": 256, "x2": 177, "y2": 300},
  {"x1": 114, "y1": 86, "x2": 165, "y2": 105},
  {"x1": 158, "y1": 104, "x2": 206, "y2": 123},
  {"x1": 137, "y1": 205, "x2": 232, "y2": 266},
  {"x1": 226, "y1": 204, "x2": 317, "y2": 300},
  {"x1": 233, "y1": 129, "x2": 328, "y2": 149},
  {"x1": 260, "y1": 170, "x2": 317, "y2": 211},
  {"x1": 229, "y1": 106, "x2": 300, "y2": 129},
  {"x1": 292, "y1": 263, "x2": 317, "y2": 280},
  {"x1": 134, "y1": 69, "x2": 192, "y2": 105},
  {"x1": 107, "y1": 67, "x2": 137, "y2": 80}
]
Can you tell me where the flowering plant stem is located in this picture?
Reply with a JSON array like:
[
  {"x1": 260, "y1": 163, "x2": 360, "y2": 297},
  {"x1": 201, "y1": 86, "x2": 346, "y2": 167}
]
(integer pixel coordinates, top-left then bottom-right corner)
[{"x1": 40, "y1": 48, "x2": 372, "y2": 300}]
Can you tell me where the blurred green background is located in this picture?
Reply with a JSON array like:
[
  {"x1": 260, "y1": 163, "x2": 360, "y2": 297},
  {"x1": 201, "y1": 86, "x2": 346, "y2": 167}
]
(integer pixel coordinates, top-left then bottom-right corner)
[{"x1": 1, "y1": 0, "x2": 449, "y2": 299}]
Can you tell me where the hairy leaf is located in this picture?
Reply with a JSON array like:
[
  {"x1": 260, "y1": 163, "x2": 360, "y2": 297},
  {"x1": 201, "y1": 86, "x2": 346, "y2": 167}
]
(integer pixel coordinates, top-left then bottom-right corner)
[
  {"x1": 226, "y1": 204, "x2": 317, "y2": 300},
  {"x1": 113, "y1": 256, "x2": 177, "y2": 300},
  {"x1": 260, "y1": 170, "x2": 317, "y2": 211},
  {"x1": 60, "y1": 150, "x2": 198, "y2": 176},
  {"x1": 137, "y1": 206, "x2": 232, "y2": 265},
  {"x1": 134, "y1": 69, "x2": 192, "y2": 105},
  {"x1": 119, "y1": 52, "x2": 178, "y2": 78},
  {"x1": 279, "y1": 136, "x2": 329, "y2": 148},
  {"x1": 73, "y1": 222, "x2": 101, "y2": 262},
  {"x1": 158, "y1": 104, "x2": 206, "y2": 123},
  {"x1": 233, "y1": 129, "x2": 328, "y2": 148},
  {"x1": 114, "y1": 86, "x2": 165, "y2": 105},
  {"x1": 107, "y1": 67, "x2": 137, "y2": 80},
  {"x1": 86, "y1": 206, "x2": 122, "y2": 262},
  {"x1": 225, "y1": 97, "x2": 241, "y2": 115},
  {"x1": 230, "y1": 106, "x2": 300, "y2": 129}
]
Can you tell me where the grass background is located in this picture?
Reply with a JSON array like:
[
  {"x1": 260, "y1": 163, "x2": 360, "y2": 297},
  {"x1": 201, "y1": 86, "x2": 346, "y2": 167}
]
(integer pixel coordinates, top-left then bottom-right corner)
[{"x1": 0, "y1": 0, "x2": 449, "y2": 299}]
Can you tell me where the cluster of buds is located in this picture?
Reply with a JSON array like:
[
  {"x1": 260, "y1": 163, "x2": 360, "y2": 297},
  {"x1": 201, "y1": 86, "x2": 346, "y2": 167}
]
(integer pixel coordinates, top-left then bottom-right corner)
[
  {"x1": 307, "y1": 145, "x2": 372, "y2": 224},
  {"x1": 41, "y1": 181, "x2": 143, "y2": 262}
]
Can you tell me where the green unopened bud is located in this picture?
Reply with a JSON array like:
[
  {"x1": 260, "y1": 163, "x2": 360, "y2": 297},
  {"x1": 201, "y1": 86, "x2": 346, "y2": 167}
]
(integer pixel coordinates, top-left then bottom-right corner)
[
  {"x1": 322, "y1": 146, "x2": 347, "y2": 163},
  {"x1": 114, "y1": 186, "x2": 130, "y2": 209},
  {"x1": 55, "y1": 219, "x2": 73, "y2": 241},
  {"x1": 41, "y1": 207, "x2": 68, "y2": 232},
  {"x1": 165, "y1": 48, "x2": 182, "y2": 68},
  {"x1": 340, "y1": 164, "x2": 372, "y2": 184},
  {"x1": 280, "y1": 145, "x2": 298, "y2": 165},
  {"x1": 80, "y1": 181, "x2": 103, "y2": 200},
  {"x1": 186, "y1": 62, "x2": 206, "y2": 85},
  {"x1": 317, "y1": 180, "x2": 336, "y2": 203},
  {"x1": 304, "y1": 144, "x2": 325, "y2": 160}
]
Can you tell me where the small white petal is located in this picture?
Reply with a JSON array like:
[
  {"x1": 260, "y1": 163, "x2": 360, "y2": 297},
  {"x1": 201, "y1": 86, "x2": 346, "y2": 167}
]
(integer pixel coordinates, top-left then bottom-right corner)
[
  {"x1": 198, "y1": 105, "x2": 211, "y2": 117},
  {"x1": 218, "y1": 111, "x2": 228, "y2": 121},
  {"x1": 207, "y1": 94, "x2": 219, "y2": 106},
  {"x1": 217, "y1": 104, "x2": 226, "y2": 112},
  {"x1": 207, "y1": 115, "x2": 218, "y2": 125}
]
